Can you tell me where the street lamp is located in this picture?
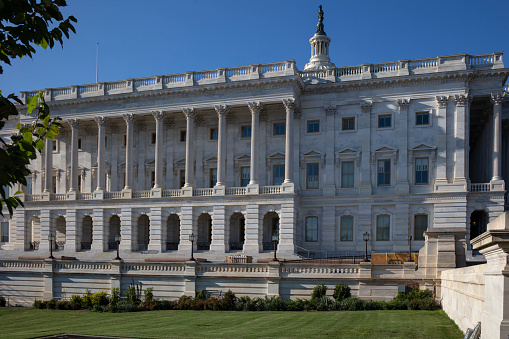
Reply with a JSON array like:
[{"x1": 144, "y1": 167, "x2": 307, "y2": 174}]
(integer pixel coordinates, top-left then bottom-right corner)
[
  {"x1": 271, "y1": 233, "x2": 279, "y2": 262},
  {"x1": 188, "y1": 233, "x2": 196, "y2": 261},
  {"x1": 48, "y1": 233, "x2": 56, "y2": 259},
  {"x1": 362, "y1": 232, "x2": 370, "y2": 262},
  {"x1": 114, "y1": 234, "x2": 122, "y2": 260},
  {"x1": 406, "y1": 236, "x2": 413, "y2": 262}
]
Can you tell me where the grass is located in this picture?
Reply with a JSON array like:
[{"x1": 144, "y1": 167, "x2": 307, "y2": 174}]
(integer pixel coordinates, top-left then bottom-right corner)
[{"x1": 0, "y1": 307, "x2": 463, "y2": 339}]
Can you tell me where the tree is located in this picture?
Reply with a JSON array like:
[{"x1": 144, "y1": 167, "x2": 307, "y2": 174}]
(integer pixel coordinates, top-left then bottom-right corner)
[{"x1": 0, "y1": 0, "x2": 77, "y2": 216}]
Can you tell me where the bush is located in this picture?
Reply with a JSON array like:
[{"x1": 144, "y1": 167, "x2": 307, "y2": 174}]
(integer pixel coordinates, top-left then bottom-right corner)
[
  {"x1": 384, "y1": 298, "x2": 407, "y2": 310},
  {"x1": 0, "y1": 296, "x2": 6, "y2": 307},
  {"x1": 338, "y1": 297, "x2": 365, "y2": 311},
  {"x1": 235, "y1": 296, "x2": 257, "y2": 311},
  {"x1": 82, "y1": 289, "x2": 93, "y2": 308},
  {"x1": 315, "y1": 296, "x2": 334, "y2": 311},
  {"x1": 285, "y1": 298, "x2": 307, "y2": 311},
  {"x1": 110, "y1": 288, "x2": 120, "y2": 306},
  {"x1": 158, "y1": 300, "x2": 174, "y2": 310},
  {"x1": 144, "y1": 287, "x2": 154, "y2": 303},
  {"x1": 117, "y1": 300, "x2": 142, "y2": 312},
  {"x1": 45, "y1": 299, "x2": 57, "y2": 310},
  {"x1": 204, "y1": 297, "x2": 223, "y2": 311},
  {"x1": 264, "y1": 296, "x2": 286, "y2": 311},
  {"x1": 33, "y1": 299, "x2": 45, "y2": 309},
  {"x1": 174, "y1": 295, "x2": 193, "y2": 310},
  {"x1": 333, "y1": 282, "x2": 351, "y2": 302},
  {"x1": 126, "y1": 280, "x2": 142, "y2": 305},
  {"x1": 91, "y1": 290, "x2": 109, "y2": 307},
  {"x1": 311, "y1": 283, "x2": 327, "y2": 300},
  {"x1": 195, "y1": 290, "x2": 206, "y2": 300},
  {"x1": 56, "y1": 300, "x2": 70, "y2": 310},
  {"x1": 69, "y1": 294, "x2": 82, "y2": 309},
  {"x1": 222, "y1": 290, "x2": 236, "y2": 310}
]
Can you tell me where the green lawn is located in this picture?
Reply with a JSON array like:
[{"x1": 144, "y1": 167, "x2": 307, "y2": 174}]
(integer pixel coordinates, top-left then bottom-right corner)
[{"x1": 0, "y1": 308, "x2": 463, "y2": 339}]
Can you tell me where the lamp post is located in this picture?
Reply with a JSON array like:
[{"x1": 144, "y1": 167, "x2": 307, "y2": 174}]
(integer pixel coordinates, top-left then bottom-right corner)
[
  {"x1": 271, "y1": 233, "x2": 279, "y2": 262},
  {"x1": 188, "y1": 233, "x2": 196, "y2": 261},
  {"x1": 362, "y1": 232, "x2": 370, "y2": 262},
  {"x1": 114, "y1": 234, "x2": 122, "y2": 260},
  {"x1": 406, "y1": 236, "x2": 413, "y2": 262},
  {"x1": 48, "y1": 234, "x2": 55, "y2": 259}
]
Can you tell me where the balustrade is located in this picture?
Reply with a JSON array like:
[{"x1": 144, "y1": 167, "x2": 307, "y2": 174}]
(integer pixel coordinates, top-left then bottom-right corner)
[
  {"x1": 226, "y1": 187, "x2": 246, "y2": 195},
  {"x1": 469, "y1": 183, "x2": 491, "y2": 192}
]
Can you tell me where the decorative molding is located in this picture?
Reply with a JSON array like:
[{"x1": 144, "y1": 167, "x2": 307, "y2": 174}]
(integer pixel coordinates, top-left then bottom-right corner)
[
  {"x1": 371, "y1": 145, "x2": 398, "y2": 165},
  {"x1": 360, "y1": 102, "x2": 372, "y2": 114},
  {"x1": 324, "y1": 105, "x2": 336, "y2": 116},
  {"x1": 435, "y1": 96, "x2": 448, "y2": 108},
  {"x1": 300, "y1": 149, "x2": 326, "y2": 169},
  {"x1": 454, "y1": 94, "x2": 468, "y2": 107},
  {"x1": 67, "y1": 118, "x2": 80, "y2": 129},
  {"x1": 84, "y1": 126, "x2": 93, "y2": 135},
  {"x1": 335, "y1": 148, "x2": 361, "y2": 167},
  {"x1": 294, "y1": 107, "x2": 302, "y2": 119},
  {"x1": 226, "y1": 112, "x2": 236, "y2": 124},
  {"x1": 194, "y1": 116, "x2": 205, "y2": 127},
  {"x1": 397, "y1": 99, "x2": 410, "y2": 110},
  {"x1": 165, "y1": 118, "x2": 175, "y2": 128},
  {"x1": 491, "y1": 92, "x2": 505, "y2": 106},
  {"x1": 247, "y1": 102, "x2": 261, "y2": 115},
  {"x1": 259, "y1": 110, "x2": 268, "y2": 122},
  {"x1": 151, "y1": 110, "x2": 165, "y2": 121},
  {"x1": 214, "y1": 104, "x2": 229, "y2": 117},
  {"x1": 282, "y1": 98, "x2": 296, "y2": 111},
  {"x1": 94, "y1": 116, "x2": 107, "y2": 126},
  {"x1": 122, "y1": 113, "x2": 135, "y2": 124},
  {"x1": 182, "y1": 107, "x2": 196, "y2": 119}
]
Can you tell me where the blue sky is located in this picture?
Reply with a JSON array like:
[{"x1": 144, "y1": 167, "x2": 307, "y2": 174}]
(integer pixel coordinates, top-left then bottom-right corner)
[{"x1": 2, "y1": 0, "x2": 508, "y2": 95}]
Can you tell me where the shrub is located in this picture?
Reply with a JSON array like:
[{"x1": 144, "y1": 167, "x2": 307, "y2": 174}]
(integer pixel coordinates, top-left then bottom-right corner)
[
  {"x1": 311, "y1": 283, "x2": 327, "y2": 300},
  {"x1": 158, "y1": 300, "x2": 174, "y2": 310},
  {"x1": 144, "y1": 287, "x2": 154, "y2": 303},
  {"x1": 384, "y1": 298, "x2": 407, "y2": 310},
  {"x1": 126, "y1": 280, "x2": 142, "y2": 305},
  {"x1": 56, "y1": 300, "x2": 70, "y2": 310},
  {"x1": 315, "y1": 296, "x2": 334, "y2": 311},
  {"x1": 0, "y1": 296, "x2": 6, "y2": 307},
  {"x1": 222, "y1": 290, "x2": 236, "y2": 310},
  {"x1": 195, "y1": 289, "x2": 206, "y2": 300},
  {"x1": 33, "y1": 299, "x2": 45, "y2": 309},
  {"x1": 45, "y1": 299, "x2": 57, "y2": 310},
  {"x1": 363, "y1": 299, "x2": 385, "y2": 311},
  {"x1": 117, "y1": 300, "x2": 142, "y2": 312},
  {"x1": 264, "y1": 296, "x2": 286, "y2": 311},
  {"x1": 235, "y1": 296, "x2": 257, "y2": 311},
  {"x1": 174, "y1": 295, "x2": 193, "y2": 310},
  {"x1": 82, "y1": 289, "x2": 93, "y2": 308},
  {"x1": 333, "y1": 282, "x2": 351, "y2": 302},
  {"x1": 338, "y1": 297, "x2": 365, "y2": 311},
  {"x1": 204, "y1": 297, "x2": 223, "y2": 311},
  {"x1": 69, "y1": 294, "x2": 82, "y2": 309},
  {"x1": 91, "y1": 290, "x2": 110, "y2": 307},
  {"x1": 110, "y1": 288, "x2": 120, "y2": 306},
  {"x1": 285, "y1": 298, "x2": 307, "y2": 311}
]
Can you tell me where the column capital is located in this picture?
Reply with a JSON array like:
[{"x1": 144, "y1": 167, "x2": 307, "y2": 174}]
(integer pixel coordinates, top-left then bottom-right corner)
[
  {"x1": 151, "y1": 110, "x2": 165, "y2": 121},
  {"x1": 324, "y1": 105, "x2": 336, "y2": 116},
  {"x1": 397, "y1": 99, "x2": 410, "y2": 111},
  {"x1": 282, "y1": 98, "x2": 296, "y2": 111},
  {"x1": 214, "y1": 104, "x2": 229, "y2": 117},
  {"x1": 454, "y1": 94, "x2": 468, "y2": 107},
  {"x1": 182, "y1": 107, "x2": 196, "y2": 119},
  {"x1": 67, "y1": 118, "x2": 80, "y2": 128},
  {"x1": 435, "y1": 96, "x2": 448, "y2": 108},
  {"x1": 360, "y1": 101, "x2": 372, "y2": 114},
  {"x1": 122, "y1": 113, "x2": 135, "y2": 124},
  {"x1": 491, "y1": 93, "x2": 505, "y2": 106},
  {"x1": 247, "y1": 102, "x2": 262, "y2": 115},
  {"x1": 94, "y1": 116, "x2": 107, "y2": 126}
]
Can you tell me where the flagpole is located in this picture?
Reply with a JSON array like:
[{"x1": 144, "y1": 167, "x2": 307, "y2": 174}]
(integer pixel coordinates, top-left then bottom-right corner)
[{"x1": 96, "y1": 41, "x2": 99, "y2": 83}]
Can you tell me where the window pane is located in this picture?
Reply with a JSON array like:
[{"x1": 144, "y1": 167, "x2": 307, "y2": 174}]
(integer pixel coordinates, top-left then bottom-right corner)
[
  {"x1": 340, "y1": 216, "x2": 353, "y2": 241},
  {"x1": 241, "y1": 126, "x2": 251, "y2": 138},
  {"x1": 210, "y1": 128, "x2": 218, "y2": 140},
  {"x1": 415, "y1": 158, "x2": 429, "y2": 185},
  {"x1": 1, "y1": 222, "x2": 9, "y2": 242},
  {"x1": 376, "y1": 215, "x2": 390, "y2": 241},
  {"x1": 377, "y1": 160, "x2": 391, "y2": 186},
  {"x1": 307, "y1": 120, "x2": 319, "y2": 133},
  {"x1": 241, "y1": 167, "x2": 250, "y2": 187},
  {"x1": 414, "y1": 214, "x2": 428, "y2": 241},
  {"x1": 273, "y1": 165, "x2": 284, "y2": 185},
  {"x1": 274, "y1": 123, "x2": 285, "y2": 135},
  {"x1": 342, "y1": 117, "x2": 355, "y2": 131},
  {"x1": 210, "y1": 168, "x2": 217, "y2": 188},
  {"x1": 416, "y1": 112, "x2": 430, "y2": 126},
  {"x1": 180, "y1": 130, "x2": 186, "y2": 142},
  {"x1": 305, "y1": 217, "x2": 318, "y2": 242},
  {"x1": 180, "y1": 170, "x2": 185, "y2": 188},
  {"x1": 306, "y1": 163, "x2": 319, "y2": 189},
  {"x1": 341, "y1": 162, "x2": 354, "y2": 188},
  {"x1": 378, "y1": 115, "x2": 391, "y2": 128}
]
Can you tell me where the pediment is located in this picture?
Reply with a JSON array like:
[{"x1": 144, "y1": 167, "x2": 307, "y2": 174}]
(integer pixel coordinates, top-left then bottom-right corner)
[
  {"x1": 174, "y1": 158, "x2": 186, "y2": 166},
  {"x1": 234, "y1": 154, "x2": 251, "y2": 161},
  {"x1": 302, "y1": 149, "x2": 325, "y2": 157},
  {"x1": 373, "y1": 145, "x2": 398, "y2": 153},
  {"x1": 145, "y1": 159, "x2": 155, "y2": 166},
  {"x1": 336, "y1": 147, "x2": 360, "y2": 155},
  {"x1": 410, "y1": 143, "x2": 436, "y2": 151},
  {"x1": 267, "y1": 152, "x2": 285, "y2": 159},
  {"x1": 203, "y1": 155, "x2": 217, "y2": 163}
]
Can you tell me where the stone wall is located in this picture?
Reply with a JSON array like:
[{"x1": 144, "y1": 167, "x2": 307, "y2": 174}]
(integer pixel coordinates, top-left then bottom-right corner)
[{"x1": 440, "y1": 264, "x2": 485, "y2": 333}]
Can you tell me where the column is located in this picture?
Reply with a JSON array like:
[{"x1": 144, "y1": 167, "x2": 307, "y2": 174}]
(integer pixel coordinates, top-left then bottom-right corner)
[
  {"x1": 40, "y1": 209, "x2": 51, "y2": 252},
  {"x1": 359, "y1": 103, "x2": 372, "y2": 194},
  {"x1": 182, "y1": 108, "x2": 195, "y2": 195},
  {"x1": 67, "y1": 119, "x2": 79, "y2": 194},
  {"x1": 66, "y1": 209, "x2": 78, "y2": 252},
  {"x1": 243, "y1": 204, "x2": 260, "y2": 253},
  {"x1": 214, "y1": 105, "x2": 228, "y2": 193},
  {"x1": 94, "y1": 116, "x2": 106, "y2": 197},
  {"x1": 43, "y1": 138, "x2": 52, "y2": 193},
  {"x1": 323, "y1": 106, "x2": 336, "y2": 196},
  {"x1": 91, "y1": 208, "x2": 105, "y2": 252},
  {"x1": 248, "y1": 102, "x2": 261, "y2": 193},
  {"x1": 282, "y1": 99, "x2": 295, "y2": 191},
  {"x1": 210, "y1": 205, "x2": 226, "y2": 253},
  {"x1": 278, "y1": 201, "x2": 296, "y2": 256},
  {"x1": 148, "y1": 207, "x2": 163, "y2": 252},
  {"x1": 435, "y1": 96, "x2": 448, "y2": 186},
  {"x1": 122, "y1": 113, "x2": 135, "y2": 194},
  {"x1": 396, "y1": 99, "x2": 410, "y2": 194},
  {"x1": 491, "y1": 93, "x2": 505, "y2": 184},
  {"x1": 453, "y1": 95, "x2": 467, "y2": 188},
  {"x1": 119, "y1": 208, "x2": 132, "y2": 252},
  {"x1": 151, "y1": 111, "x2": 165, "y2": 195},
  {"x1": 178, "y1": 206, "x2": 194, "y2": 253}
]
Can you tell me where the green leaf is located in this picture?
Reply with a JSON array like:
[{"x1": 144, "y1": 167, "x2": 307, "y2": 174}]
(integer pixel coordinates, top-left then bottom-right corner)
[
  {"x1": 36, "y1": 139, "x2": 45, "y2": 151},
  {"x1": 26, "y1": 95, "x2": 38, "y2": 114},
  {"x1": 45, "y1": 131, "x2": 55, "y2": 140},
  {"x1": 39, "y1": 37, "x2": 49, "y2": 50},
  {"x1": 23, "y1": 132, "x2": 33, "y2": 143},
  {"x1": 16, "y1": 121, "x2": 21, "y2": 129}
]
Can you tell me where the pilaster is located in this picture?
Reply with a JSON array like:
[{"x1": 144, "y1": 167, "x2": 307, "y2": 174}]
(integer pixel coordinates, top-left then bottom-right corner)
[
  {"x1": 210, "y1": 205, "x2": 226, "y2": 253},
  {"x1": 491, "y1": 93, "x2": 505, "y2": 189},
  {"x1": 321, "y1": 205, "x2": 336, "y2": 251},
  {"x1": 434, "y1": 96, "x2": 449, "y2": 189},
  {"x1": 66, "y1": 209, "x2": 78, "y2": 252},
  {"x1": 152, "y1": 110, "x2": 165, "y2": 190},
  {"x1": 91, "y1": 208, "x2": 105, "y2": 252},
  {"x1": 183, "y1": 108, "x2": 195, "y2": 188},
  {"x1": 244, "y1": 204, "x2": 260, "y2": 254},
  {"x1": 119, "y1": 208, "x2": 132, "y2": 252},
  {"x1": 178, "y1": 206, "x2": 194, "y2": 253},
  {"x1": 148, "y1": 207, "x2": 163, "y2": 252},
  {"x1": 323, "y1": 105, "x2": 336, "y2": 196},
  {"x1": 40, "y1": 209, "x2": 51, "y2": 253},
  {"x1": 278, "y1": 201, "x2": 296, "y2": 257},
  {"x1": 248, "y1": 101, "x2": 261, "y2": 192},
  {"x1": 283, "y1": 98, "x2": 295, "y2": 184},
  {"x1": 453, "y1": 94, "x2": 468, "y2": 190},
  {"x1": 122, "y1": 113, "x2": 135, "y2": 190},
  {"x1": 359, "y1": 102, "x2": 372, "y2": 194},
  {"x1": 396, "y1": 99, "x2": 410, "y2": 194}
]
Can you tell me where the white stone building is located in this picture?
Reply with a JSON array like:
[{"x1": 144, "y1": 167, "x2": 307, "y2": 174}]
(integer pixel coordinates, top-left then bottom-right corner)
[{"x1": 1, "y1": 8, "x2": 508, "y2": 264}]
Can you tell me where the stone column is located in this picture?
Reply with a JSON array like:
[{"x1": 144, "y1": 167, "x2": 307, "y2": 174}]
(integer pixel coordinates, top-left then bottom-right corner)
[
  {"x1": 282, "y1": 99, "x2": 295, "y2": 192},
  {"x1": 248, "y1": 102, "x2": 261, "y2": 193},
  {"x1": 148, "y1": 207, "x2": 163, "y2": 252},
  {"x1": 119, "y1": 208, "x2": 132, "y2": 252},
  {"x1": 94, "y1": 116, "x2": 106, "y2": 198},
  {"x1": 396, "y1": 99, "x2": 410, "y2": 194},
  {"x1": 122, "y1": 114, "x2": 135, "y2": 197},
  {"x1": 91, "y1": 208, "x2": 105, "y2": 252},
  {"x1": 321, "y1": 205, "x2": 336, "y2": 251},
  {"x1": 435, "y1": 96, "x2": 448, "y2": 187},
  {"x1": 453, "y1": 95, "x2": 467, "y2": 189},
  {"x1": 323, "y1": 106, "x2": 336, "y2": 196},
  {"x1": 151, "y1": 111, "x2": 165, "y2": 196},
  {"x1": 359, "y1": 102, "x2": 372, "y2": 195},
  {"x1": 67, "y1": 119, "x2": 79, "y2": 198},
  {"x1": 182, "y1": 108, "x2": 195, "y2": 196},
  {"x1": 66, "y1": 209, "x2": 78, "y2": 252},
  {"x1": 40, "y1": 209, "x2": 51, "y2": 252},
  {"x1": 43, "y1": 138, "x2": 53, "y2": 193},
  {"x1": 491, "y1": 93, "x2": 505, "y2": 187},
  {"x1": 214, "y1": 105, "x2": 228, "y2": 194},
  {"x1": 178, "y1": 206, "x2": 194, "y2": 253},
  {"x1": 243, "y1": 204, "x2": 260, "y2": 254},
  {"x1": 210, "y1": 205, "x2": 226, "y2": 253},
  {"x1": 278, "y1": 201, "x2": 296, "y2": 257}
]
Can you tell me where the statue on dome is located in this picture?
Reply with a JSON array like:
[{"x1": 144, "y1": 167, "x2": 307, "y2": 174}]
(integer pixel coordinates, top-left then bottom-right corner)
[{"x1": 316, "y1": 5, "x2": 325, "y2": 35}]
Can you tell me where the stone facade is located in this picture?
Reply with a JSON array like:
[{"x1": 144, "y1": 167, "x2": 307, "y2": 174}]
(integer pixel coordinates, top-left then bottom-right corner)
[{"x1": 1, "y1": 9, "x2": 509, "y2": 265}]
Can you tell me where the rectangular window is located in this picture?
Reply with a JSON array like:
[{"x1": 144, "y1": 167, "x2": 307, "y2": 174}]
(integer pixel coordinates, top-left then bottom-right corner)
[
  {"x1": 305, "y1": 216, "x2": 318, "y2": 242},
  {"x1": 273, "y1": 123, "x2": 285, "y2": 136},
  {"x1": 151, "y1": 132, "x2": 156, "y2": 144},
  {"x1": 241, "y1": 167, "x2": 250, "y2": 187},
  {"x1": 416, "y1": 111, "x2": 430, "y2": 126},
  {"x1": 342, "y1": 117, "x2": 355, "y2": 131},
  {"x1": 378, "y1": 114, "x2": 392, "y2": 128},
  {"x1": 414, "y1": 214, "x2": 428, "y2": 241},
  {"x1": 52, "y1": 140, "x2": 58, "y2": 152},
  {"x1": 273, "y1": 165, "x2": 285, "y2": 185},
  {"x1": 52, "y1": 176, "x2": 57, "y2": 193},
  {"x1": 341, "y1": 161, "x2": 354, "y2": 188},
  {"x1": 209, "y1": 168, "x2": 217, "y2": 188},
  {"x1": 241, "y1": 125, "x2": 251, "y2": 138},
  {"x1": 179, "y1": 170, "x2": 186, "y2": 188},
  {"x1": 415, "y1": 158, "x2": 429, "y2": 185},
  {"x1": 376, "y1": 215, "x2": 390, "y2": 241},
  {"x1": 377, "y1": 160, "x2": 391, "y2": 186},
  {"x1": 210, "y1": 128, "x2": 218, "y2": 140},
  {"x1": 307, "y1": 120, "x2": 320, "y2": 133},
  {"x1": 150, "y1": 171, "x2": 155, "y2": 188},
  {"x1": 340, "y1": 216, "x2": 353, "y2": 241},
  {"x1": 78, "y1": 138, "x2": 82, "y2": 150},
  {"x1": 0, "y1": 222, "x2": 9, "y2": 242},
  {"x1": 26, "y1": 177, "x2": 33, "y2": 194},
  {"x1": 306, "y1": 163, "x2": 319, "y2": 189},
  {"x1": 180, "y1": 130, "x2": 186, "y2": 142}
]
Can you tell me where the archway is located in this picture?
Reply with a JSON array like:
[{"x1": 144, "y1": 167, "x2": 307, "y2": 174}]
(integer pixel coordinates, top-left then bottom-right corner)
[
  {"x1": 470, "y1": 210, "x2": 488, "y2": 240},
  {"x1": 166, "y1": 214, "x2": 180, "y2": 251},
  {"x1": 107, "y1": 215, "x2": 121, "y2": 250},
  {"x1": 197, "y1": 213, "x2": 212, "y2": 250},
  {"x1": 55, "y1": 216, "x2": 66, "y2": 250},
  {"x1": 262, "y1": 211, "x2": 279, "y2": 250},
  {"x1": 81, "y1": 215, "x2": 93, "y2": 250},
  {"x1": 229, "y1": 212, "x2": 245, "y2": 251},
  {"x1": 136, "y1": 214, "x2": 150, "y2": 251},
  {"x1": 26, "y1": 216, "x2": 40, "y2": 250}
]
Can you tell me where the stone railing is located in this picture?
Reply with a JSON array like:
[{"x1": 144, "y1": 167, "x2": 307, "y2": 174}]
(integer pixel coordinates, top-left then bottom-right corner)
[
  {"x1": 468, "y1": 183, "x2": 491, "y2": 192},
  {"x1": 225, "y1": 187, "x2": 246, "y2": 195},
  {"x1": 300, "y1": 52, "x2": 504, "y2": 84},
  {"x1": 19, "y1": 60, "x2": 296, "y2": 103}
]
